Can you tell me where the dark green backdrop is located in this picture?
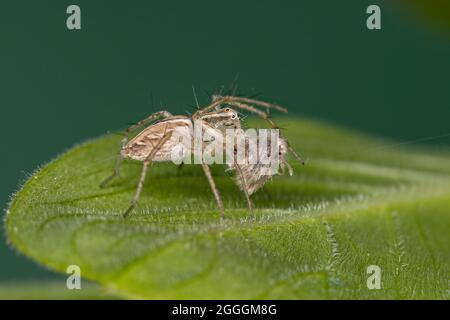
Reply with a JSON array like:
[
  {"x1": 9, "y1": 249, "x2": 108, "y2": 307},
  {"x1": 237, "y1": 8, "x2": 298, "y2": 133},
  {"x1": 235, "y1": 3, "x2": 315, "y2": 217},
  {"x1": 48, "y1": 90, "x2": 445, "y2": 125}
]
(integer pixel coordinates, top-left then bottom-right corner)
[{"x1": 1, "y1": 1, "x2": 449, "y2": 282}]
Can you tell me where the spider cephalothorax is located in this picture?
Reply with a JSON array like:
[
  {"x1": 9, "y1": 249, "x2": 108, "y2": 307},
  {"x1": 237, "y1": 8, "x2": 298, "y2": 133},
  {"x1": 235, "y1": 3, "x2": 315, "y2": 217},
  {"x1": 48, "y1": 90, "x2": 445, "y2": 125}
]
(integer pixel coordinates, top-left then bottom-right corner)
[{"x1": 200, "y1": 107, "x2": 242, "y2": 131}]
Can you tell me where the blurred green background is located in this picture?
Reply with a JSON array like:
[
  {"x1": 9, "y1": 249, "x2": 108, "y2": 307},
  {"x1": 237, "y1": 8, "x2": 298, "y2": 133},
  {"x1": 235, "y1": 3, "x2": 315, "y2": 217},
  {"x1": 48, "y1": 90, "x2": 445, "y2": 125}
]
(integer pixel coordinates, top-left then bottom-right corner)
[{"x1": 0, "y1": 0, "x2": 449, "y2": 283}]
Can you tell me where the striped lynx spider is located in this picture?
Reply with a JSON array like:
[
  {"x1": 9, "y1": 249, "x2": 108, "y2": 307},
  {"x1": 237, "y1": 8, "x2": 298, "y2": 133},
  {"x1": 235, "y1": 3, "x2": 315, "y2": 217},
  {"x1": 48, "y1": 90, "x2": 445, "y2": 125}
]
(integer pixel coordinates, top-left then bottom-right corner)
[{"x1": 100, "y1": 95, "x2": 304, "y2": 219}]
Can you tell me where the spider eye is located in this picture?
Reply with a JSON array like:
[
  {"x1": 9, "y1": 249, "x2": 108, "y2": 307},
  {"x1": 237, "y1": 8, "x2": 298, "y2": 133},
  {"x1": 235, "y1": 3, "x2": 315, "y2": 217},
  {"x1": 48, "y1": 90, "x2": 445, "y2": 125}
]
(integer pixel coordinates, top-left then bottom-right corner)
[
  {"x1": 225, "y1": 108, "x2": 230, "y2": 112},
  {"x1": 232, "y1": 115, "x2": 236, "y2": 119}
]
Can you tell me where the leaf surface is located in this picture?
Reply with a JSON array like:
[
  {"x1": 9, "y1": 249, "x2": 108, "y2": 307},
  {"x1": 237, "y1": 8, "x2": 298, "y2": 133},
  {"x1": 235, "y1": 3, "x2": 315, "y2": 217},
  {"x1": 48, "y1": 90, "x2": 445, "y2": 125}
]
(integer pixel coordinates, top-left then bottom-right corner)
[{"x1": 6, "y1": 118, "x2": 450, "y2": 299}]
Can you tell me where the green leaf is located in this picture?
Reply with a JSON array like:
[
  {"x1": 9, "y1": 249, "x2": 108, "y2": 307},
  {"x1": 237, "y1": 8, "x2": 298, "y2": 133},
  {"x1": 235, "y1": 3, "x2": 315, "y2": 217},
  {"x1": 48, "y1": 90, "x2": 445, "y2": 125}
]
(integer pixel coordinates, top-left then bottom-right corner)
[
  {"x1": 0, "y1": 282, "x2": 122, "y2": 300},
  {"x1": 5, "y1": 118, "x2": 450, "y2": 299}
]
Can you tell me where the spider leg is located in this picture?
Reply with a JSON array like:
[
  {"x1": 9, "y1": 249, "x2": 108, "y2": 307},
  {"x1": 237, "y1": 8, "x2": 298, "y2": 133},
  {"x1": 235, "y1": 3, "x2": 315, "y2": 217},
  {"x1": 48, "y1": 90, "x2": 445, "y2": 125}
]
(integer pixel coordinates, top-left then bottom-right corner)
[
  {"x1": 99, "y1": 137, "x2": 127, "y2": 188},
  {"x1": 125, "y1": 110, "x2": 173, "y2": 134},
  {"x1": 100, "y1": 110, "x2": 173, "y2": 188},
  {"x1": 233, "y1": 158, "x2": 255, "y2": 219},
  {"x1": 201, "y1": 163, "x2": 225, "y2": 221},
  {"x1": 220, "y1": 96, "x2": 288, "y2": 113},
  {"x1": 192, "y1": 100, "x2": 223, "y2": 119},
  {"x1": 193, "y1": 96, "x2": 287, "y2": 118},
  {"x1": 123, "y1": 125, "x2": 173, "y2": 218},
  {"x1": 224, "y1": 101, "x2": 305, "y2": 165}
]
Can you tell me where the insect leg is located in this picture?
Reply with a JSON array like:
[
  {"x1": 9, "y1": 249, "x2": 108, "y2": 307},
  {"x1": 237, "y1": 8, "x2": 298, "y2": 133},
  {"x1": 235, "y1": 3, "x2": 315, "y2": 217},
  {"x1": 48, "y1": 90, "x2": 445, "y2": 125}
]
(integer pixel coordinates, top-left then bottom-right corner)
[
  {"x1": 225, "y1": 101, "x2": 305, "y2": 165},
  {"x1": 201, "y1": 163, "x2": 225, "y2": 220},
  {"x1": 198, "y1": 95, "x2": 303, "y2": 164},
  {"x1": 123, "y1": 127, "x2": 173, "y2": 218}
]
